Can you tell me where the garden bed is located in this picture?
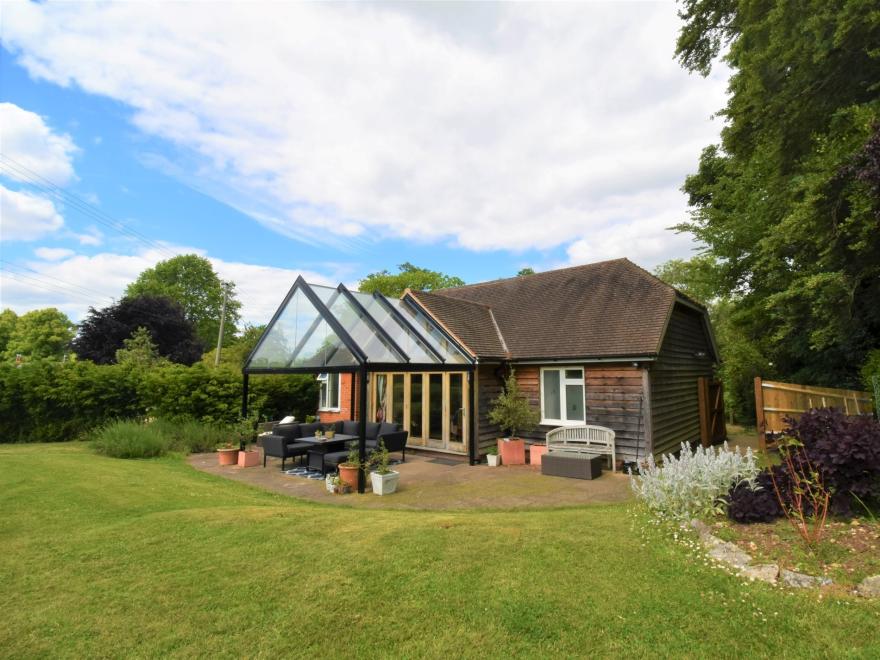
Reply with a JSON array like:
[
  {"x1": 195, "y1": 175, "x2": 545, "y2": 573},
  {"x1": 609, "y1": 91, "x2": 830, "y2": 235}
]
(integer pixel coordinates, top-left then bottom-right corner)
[{"x1": 712, "y1": 517, "x2": 880, "y2": 590}]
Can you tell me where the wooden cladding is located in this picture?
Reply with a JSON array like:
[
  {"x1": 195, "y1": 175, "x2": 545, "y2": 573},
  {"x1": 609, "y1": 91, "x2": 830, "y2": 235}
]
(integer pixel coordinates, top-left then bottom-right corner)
[{"x1": 755, "y1": 377, "x2": 875, "y2": 449}]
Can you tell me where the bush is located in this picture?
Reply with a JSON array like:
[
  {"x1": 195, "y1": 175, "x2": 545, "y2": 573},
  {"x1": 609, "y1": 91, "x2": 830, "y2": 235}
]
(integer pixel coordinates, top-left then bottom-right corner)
[
  {"x1": 726, "y1": 469, "x2": 785, "y2": 523},
  {"x1": 630, "y1": 442, "x2": 761, "y2": 521},
  {"x1": 91, "y1": 420, "x2": 171, "y2": 458},
  {"x1": 785, "y1": 408, "x2": 880, "y2": 514},
  {"x1": 151, "y1": 417, "x2": 231, "y2": 453}
]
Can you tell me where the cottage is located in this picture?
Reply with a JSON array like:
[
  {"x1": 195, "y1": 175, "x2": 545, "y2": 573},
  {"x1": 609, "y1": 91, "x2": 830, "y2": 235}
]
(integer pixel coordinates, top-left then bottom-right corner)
[{"x1": 243, "y1": 258, "x2": 719, "y2": 471}]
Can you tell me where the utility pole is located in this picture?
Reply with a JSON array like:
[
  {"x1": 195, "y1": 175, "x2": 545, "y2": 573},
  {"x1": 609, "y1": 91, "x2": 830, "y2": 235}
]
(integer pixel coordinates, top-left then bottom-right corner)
[{"x1": 214, "y1": 282, "x2": 229, "y2": 367}]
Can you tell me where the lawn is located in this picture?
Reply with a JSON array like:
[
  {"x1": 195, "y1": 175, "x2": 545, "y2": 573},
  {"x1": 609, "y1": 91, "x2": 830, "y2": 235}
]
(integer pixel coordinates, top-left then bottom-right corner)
[{"x1": 1, "y1": 444, "x2": 878, "y2": 658}]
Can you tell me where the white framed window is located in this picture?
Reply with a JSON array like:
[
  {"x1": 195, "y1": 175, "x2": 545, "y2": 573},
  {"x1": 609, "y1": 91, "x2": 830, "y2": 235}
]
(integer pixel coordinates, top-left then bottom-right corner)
[
  {"x1": 317, "y1": 373, "x2": 341, "y2": 411},
  {"x1": 539, "y1": 367, "x2": 585, "y2": 425}
]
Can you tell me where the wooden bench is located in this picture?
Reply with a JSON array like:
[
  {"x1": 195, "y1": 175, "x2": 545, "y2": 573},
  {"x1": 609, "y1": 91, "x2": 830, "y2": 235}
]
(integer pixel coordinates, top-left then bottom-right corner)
[{"x1": 545, "y1": 425, "x2": 616, "y2": 472}]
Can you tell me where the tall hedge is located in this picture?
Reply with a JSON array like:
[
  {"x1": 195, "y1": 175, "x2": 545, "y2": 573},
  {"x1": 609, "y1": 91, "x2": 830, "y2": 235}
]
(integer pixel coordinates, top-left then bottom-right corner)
[{"x1": 0, "y1": 360, "x2": 319, "y2": 443}]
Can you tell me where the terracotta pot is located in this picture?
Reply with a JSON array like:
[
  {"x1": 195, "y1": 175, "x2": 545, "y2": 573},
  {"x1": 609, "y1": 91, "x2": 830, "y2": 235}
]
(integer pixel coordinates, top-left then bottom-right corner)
[
  {"x1": 217, "y1": 448, "x2": 239, "y2": 466},
  {"x1": 529, "y1": 444, "x2": 547, "y2": 466},
  {"x1": 498, "y1": 438, "x2": 526, "y2": 465},
  {"x1": 237, "y1": 450, "x2": 261, "y2": 468},
  {"x1": 338, "y1": 464, "x2": 360, "y2": 490}
]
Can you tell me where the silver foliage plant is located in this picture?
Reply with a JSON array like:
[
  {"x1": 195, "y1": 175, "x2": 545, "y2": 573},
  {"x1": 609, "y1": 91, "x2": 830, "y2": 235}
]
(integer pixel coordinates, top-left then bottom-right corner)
[{"x1": 630, "y1": 442, "x2": 761, "y2": 521}]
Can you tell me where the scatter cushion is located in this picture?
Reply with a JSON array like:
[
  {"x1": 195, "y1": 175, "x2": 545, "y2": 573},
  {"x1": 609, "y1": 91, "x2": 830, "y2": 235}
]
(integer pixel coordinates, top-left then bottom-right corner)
[{"x1": 280, "y1": 415, "x2": 296, "y2": 424}]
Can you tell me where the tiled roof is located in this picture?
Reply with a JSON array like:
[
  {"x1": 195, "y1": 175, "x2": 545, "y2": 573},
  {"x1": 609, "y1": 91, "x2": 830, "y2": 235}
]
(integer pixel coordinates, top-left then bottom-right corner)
[{"x1": 410, "y1": 258, "x2": 692, "y2": 360}]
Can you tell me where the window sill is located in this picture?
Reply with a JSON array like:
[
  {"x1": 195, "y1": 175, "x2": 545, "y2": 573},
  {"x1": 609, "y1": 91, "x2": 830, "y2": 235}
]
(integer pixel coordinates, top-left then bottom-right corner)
[
  {"x1": 318, "y1": 407, "x2": 341, "y2": 413},
  {"x1": 540, "y1": 419, "x2": 586, "y2": 427}
]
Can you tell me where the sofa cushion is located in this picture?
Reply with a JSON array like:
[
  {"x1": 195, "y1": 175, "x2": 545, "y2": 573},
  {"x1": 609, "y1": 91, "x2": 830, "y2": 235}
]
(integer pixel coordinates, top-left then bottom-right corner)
[
  {"x1": 298, "y1": 422, "x2": 323, "y2": 438},
  {"x1": 364, "y1": 422, "x2": 381, "y2": 440},
  {"x1": 271, "y1": 423, "x2": 301, "y2": 440},
  {"x1": 341, "y1": 420, "x2": 360, "y2": 436},
  {"x1": 378, "y1": 422, "x2": 399, "y2": 438}
]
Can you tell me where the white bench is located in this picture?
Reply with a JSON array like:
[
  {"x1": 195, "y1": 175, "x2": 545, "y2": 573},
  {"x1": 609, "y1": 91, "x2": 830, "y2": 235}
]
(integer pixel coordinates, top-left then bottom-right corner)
[{"x1": 545, "y1": 425, "x2": 616, "y2": 472}]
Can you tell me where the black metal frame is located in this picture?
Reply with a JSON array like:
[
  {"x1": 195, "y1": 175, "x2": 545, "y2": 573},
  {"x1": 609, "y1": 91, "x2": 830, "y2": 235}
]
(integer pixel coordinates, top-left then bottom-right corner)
[{"x1": 241, "y1": 277, "x2": 479, "y2": 491}]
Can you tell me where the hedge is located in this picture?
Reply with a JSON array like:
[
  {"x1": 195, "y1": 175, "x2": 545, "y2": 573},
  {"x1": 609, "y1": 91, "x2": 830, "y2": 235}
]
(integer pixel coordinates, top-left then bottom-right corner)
[{"x1": 0, "y1": 360, "x2": 319, "y2": 443}]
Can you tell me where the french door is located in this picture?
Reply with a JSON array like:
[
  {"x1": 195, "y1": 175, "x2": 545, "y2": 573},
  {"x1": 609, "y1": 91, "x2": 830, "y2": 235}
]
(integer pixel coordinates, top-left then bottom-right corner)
[{"x1": 371, "y1": 372, "x2": 468, "y2": 454}]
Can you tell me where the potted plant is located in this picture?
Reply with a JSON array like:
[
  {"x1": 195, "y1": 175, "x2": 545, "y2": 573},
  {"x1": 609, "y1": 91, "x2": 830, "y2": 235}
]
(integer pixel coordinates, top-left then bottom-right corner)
[
  {"x1": 488, "y1": 369, "x2": 539, "y2": 466},
  {"x1": 325, "y1": 474, "x2": 350, "y2": 494},
  {"x1": 368, "y1": 440, "x2": 400, "y2": 495},
  {"x1": 325, "y1": 425, "x2": 336, "y2": 439},
  {"x1": 337, "y1": 442, "x2": 363, "y2": 491},
  {"x1": 486, "y1": 446, "x2": 500, "y2": 467},
  {"x1": 234, "y1": 416, "x2": 261, "y2": 467},
  {"x1": 216, "y1": 441, "x2": 239, "y2": 466}
]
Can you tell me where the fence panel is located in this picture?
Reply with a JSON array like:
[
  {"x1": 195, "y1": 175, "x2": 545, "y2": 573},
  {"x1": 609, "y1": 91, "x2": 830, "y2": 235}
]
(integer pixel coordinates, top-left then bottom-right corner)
[{"x1": 754, "y1": 377, "x2": 875, "y2": 450}]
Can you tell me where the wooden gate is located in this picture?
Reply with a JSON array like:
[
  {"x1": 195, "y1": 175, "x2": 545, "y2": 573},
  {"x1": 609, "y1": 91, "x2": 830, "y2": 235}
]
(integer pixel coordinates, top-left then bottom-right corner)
[
  {"x1": 697, "y1": 377, "x2": 726, "y2": 447},
  {"x1": 754, "y1": 377, "x2": 875, "y2": 450}
]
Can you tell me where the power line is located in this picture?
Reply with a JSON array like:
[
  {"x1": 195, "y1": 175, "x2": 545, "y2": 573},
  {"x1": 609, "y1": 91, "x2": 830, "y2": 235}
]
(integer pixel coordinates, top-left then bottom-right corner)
[
  {"x1": 0, "y1": 260, "x2": 117, "y2": 303},
  {"x1": 0, "y1": 153, "x2": 180, "y2": 260},
  {"x1": 1, "y1": 270, "x2": 106, "y2": 307}
]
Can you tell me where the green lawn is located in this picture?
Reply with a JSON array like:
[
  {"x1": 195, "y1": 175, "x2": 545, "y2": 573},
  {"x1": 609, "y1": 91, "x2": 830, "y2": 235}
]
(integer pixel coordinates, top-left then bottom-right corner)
[{"x1": 1, "y1": 444, "x2": 878, "y2": 658}]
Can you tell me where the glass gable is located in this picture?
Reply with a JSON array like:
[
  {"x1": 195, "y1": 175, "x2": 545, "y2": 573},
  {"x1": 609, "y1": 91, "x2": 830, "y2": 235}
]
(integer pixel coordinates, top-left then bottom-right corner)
[{"x1": 244, "y1": 278, "x2": 472, "y2": 372}]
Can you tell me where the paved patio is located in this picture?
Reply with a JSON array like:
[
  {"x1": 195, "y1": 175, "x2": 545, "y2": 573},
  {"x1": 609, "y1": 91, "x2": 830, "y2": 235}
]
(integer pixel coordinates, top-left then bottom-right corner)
[{"x1": 188, "y1": 450, "x2": 632, "y2": 510}]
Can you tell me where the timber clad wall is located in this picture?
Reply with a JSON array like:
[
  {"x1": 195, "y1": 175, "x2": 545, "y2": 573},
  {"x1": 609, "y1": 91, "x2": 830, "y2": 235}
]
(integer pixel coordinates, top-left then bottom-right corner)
[
  {"x1": 477, "y1": 363, "x2": 649, "y2": 463},
  {"x1": 650, "y1": 304, "x2": 715, "y2": 456}
]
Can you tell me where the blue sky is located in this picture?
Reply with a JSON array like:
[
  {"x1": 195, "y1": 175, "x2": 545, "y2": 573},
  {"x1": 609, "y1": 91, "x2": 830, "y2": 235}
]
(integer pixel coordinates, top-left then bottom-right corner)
[{"x1": 0, "y1": 1, "x2": 728, "y2": 326}]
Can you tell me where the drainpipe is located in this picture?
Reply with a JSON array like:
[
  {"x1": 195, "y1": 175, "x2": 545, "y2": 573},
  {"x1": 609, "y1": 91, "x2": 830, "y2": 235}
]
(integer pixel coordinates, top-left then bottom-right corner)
[{"x1": 468, "y1": 367, "x2": 477, "y2": 466}]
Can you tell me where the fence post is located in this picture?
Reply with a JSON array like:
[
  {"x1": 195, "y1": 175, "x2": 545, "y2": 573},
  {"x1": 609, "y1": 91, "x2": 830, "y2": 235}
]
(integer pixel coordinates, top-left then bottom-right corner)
[{"x1": 754, "y1": 376, "x2": 766, "y2": 451}]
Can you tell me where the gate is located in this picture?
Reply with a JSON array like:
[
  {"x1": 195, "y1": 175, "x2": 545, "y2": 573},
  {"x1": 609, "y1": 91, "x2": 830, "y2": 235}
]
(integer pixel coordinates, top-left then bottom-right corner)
[{"x1": 697, "y1": 377, "x2": 726, "y2": 447}]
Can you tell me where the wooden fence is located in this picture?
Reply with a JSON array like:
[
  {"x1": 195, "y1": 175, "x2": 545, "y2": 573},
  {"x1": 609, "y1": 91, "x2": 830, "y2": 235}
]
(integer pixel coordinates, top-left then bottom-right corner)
[
  {"x1": 754, "y1": 377, "x2": 875, "y2": 450},
  {"x1": 697, "y1": 377, "x2": 726, "y2": 447}
]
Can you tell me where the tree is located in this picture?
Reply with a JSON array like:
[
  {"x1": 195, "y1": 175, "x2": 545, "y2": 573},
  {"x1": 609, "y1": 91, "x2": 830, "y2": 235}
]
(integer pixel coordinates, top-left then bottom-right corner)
[
  {"x1": 358, "y1": 262, "x2": 465, "y2": 297},
  {"x1": 72, "y1": 295, "x2": 203, "y2": 365},
  {"x1": 3, "y1": 308, "x2": 75, "y2": 361},
  {"x1": 488, "y1": 369, "x2": 540, "y2": 438},
  {"x1": 125, "y1": 254, "x2": 241, "y2": 348},
  {"x1": 202, "y1": 324, "x2": 266, "y2": 368},
  {"x1": 653, "y1": 255, "x2": 720, "y2": 306},
  {"x1": 673, "y1": 1, "x2": 880, "y2": 389},
  {"x1": 115, "y1": 327, "x2": 167, "y2": 370},
  {"x1": 0, "y1": 309, "x2": 18, "y2": 357},
  {"x1": 517, "y1": 267, "x2": 536, "y2": 277}
]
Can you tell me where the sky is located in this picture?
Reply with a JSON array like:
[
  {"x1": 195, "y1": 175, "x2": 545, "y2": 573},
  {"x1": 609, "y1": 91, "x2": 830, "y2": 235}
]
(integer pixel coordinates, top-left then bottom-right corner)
[{"x1": 0, "y1": 1, "x2": 729, "y2": 327}]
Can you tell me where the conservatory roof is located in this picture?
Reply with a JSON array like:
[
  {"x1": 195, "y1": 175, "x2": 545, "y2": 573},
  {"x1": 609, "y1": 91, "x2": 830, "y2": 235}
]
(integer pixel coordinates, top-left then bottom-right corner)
[{"x1": 243, "y1": 277, "x2": 473, "y2": 374}]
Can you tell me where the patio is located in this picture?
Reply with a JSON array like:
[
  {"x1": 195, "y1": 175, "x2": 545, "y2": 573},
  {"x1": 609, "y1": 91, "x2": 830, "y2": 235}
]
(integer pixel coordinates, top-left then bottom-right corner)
[{"x1": 188, "y1": 449, "x2": 632, "y2": 510}]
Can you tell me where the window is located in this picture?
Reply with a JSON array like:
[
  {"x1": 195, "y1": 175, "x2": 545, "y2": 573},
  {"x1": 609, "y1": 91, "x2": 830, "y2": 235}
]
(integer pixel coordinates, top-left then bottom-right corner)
[
  {"x1": 540, "y1": 367, "x2": 585, "y2": 425},
  {"x1": 317, "y1": 373, "x2": 341, "y2": 411}
]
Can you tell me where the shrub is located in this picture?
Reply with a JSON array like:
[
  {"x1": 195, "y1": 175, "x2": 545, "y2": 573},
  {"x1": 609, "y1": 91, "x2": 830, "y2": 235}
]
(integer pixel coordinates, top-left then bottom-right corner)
[
  {"x1": 786, "y1": 408, "x2": 880, "y2": 514},
  {"x1": 151, "y1": 417, "x2": 231, "y2": 453},
  {"x1": 726, "y1": 469, "x2": 785, "y2": 523},
  {"x1": 487, "y1": 369, "x2": 539, "y2": 438},
  {"x1": 630, "y1": 442, "x2": 761, "y2": 521},
  {"x1": 91, "y1": 420, "x2": 171, "y2": 458}
]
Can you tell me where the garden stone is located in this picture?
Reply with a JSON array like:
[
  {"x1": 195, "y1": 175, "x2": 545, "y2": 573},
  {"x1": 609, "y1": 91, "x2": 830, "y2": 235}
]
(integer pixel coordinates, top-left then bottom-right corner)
[
  {"x1": 739, "y1": 563, "x2": 779, "y2": 584},
  {"x1": 708, "y1": 541, "x2": 752, "y2": 568},
  {"x1": 780, "y1": 569, "x2": 832, "y2": 589},
  {"x1": 855, "y1": 575, "x2": 880, "y2": 598},
  {"x1": 689, "y1": 519, "x2": 712, "y2": 538}
]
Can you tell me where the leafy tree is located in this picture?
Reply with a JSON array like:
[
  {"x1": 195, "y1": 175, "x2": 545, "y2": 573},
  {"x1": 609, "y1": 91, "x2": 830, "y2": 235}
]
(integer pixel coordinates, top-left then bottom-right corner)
[
  {"x1": 202, "y1": 324, "x2": 266, "y2": 368},
  {"x1": 0, "y1": 309, "x2": 18, "y2": 356},
  {"x1": 72, "y1": 295, "x2": 203, "y2": 365},
  {"x1": 674, "y1": 1, "x2": 880, "y2": 389},
  {"x1": 653, "y1": 255, "x2": 720, "y2": 305},
  {"x1": 3, "y1": 308, "x2": 75, "y2": 361},
  {"x1": 358, "y1": 262, "x2": 465, "y2": 297},
  {"x1": 517, "y1": 267, "x2": 536, "y2": 277},
  {"x1": 125, "y1": 254, "x2": 241, "y2": 348},
  {"x1": 115, "y1": 327, "x2": 167, "y2": 370},
  {"x1": 488, "y1": 369, "x2": 540, "y2": 438}
]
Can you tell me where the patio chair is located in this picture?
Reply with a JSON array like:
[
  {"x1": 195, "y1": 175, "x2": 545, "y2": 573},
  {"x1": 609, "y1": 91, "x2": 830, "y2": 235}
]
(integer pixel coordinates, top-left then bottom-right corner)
[
  {"x1": 261, "y1": 422, "x2": 312, "y2": 470},
  {"x1": 375, "y1": 430, "x2": 409, "y2": 462}
]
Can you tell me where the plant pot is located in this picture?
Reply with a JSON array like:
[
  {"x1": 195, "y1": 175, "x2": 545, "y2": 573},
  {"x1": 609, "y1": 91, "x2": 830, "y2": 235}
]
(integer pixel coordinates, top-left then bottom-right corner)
[
  {"x1": 370, "y1": 470, "x2": 400, "y2": 495},
  {"x1": 217, "y1": 448, "x2": 239, "y2": 466},
  {"x1": 325, "y1": 475, "x2": 336, "y2": 493},
  {"x1": 529, "y1": 444, "x2": 547, "y2": 466},
  {"x1": 498, "y1": 438, "x2": 526, "y2": 465},
  {"x1": 487, "y1": 454, "x2": 500, "y2": 467},
  {"x1": 338, "y1": 464, "x2": 360, "y2": 490},
  {"x1": 237, "y1": 450, "x2": 261, "y2": 468}
]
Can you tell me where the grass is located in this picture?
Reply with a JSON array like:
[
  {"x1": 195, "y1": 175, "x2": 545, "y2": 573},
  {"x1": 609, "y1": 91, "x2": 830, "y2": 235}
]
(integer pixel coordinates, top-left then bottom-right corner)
[{"x1": 1, "y1": 444, "x2": 879, "y2": 658}]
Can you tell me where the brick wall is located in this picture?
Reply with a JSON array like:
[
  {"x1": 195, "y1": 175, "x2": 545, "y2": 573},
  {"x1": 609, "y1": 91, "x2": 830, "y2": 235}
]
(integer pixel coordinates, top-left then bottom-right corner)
[{"x1": 318, "y1": 373, "x2": 359, "y2": 423}]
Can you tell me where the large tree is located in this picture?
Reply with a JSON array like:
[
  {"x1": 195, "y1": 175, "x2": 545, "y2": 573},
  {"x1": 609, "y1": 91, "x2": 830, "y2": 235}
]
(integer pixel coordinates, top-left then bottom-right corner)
[
  {"x1": 358, "y1": 262, "x2": 465, "y2": 297},
  {"x1": 72, "y1": 295, "x2": 203, "y2": 365},
  {"x1": 2, "y1": 308, "x2": 75, "y2": 361},
  {"x1": 125, "y1": 254, "x2": 241, "y2": 348},
  {"x1": 673, "y1": 0, "x2": 880, "y2": 389},
  {"x1": 0, "y1": 309, "x2": 18, "y2": 357}
]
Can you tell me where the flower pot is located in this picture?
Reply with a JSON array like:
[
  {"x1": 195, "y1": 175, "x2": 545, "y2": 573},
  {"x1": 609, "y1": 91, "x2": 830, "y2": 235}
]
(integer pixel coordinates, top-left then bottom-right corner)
[
  {"x1": 370, "y1": 470, "x2": 400, "y2": 495},
  {"x1": 237, "y1": 450, "x2": 261, "y2": 468},
  {"x1": 325, "y1": 475, "x2": 336, "y2": 493},
  {"x1": 217, "y1": 448, "x2": 239, "y2": 466},
  {"x1": 529, "y1": 444, "x2": 547, "y2": 466},
  {"x1": 487, "y1": 454, "x2": 500, "y2": 467},
  {"x1": 338, "y1": 464, "x2": 360, "y2": 490},
  {"x1": 498, "y1": 438, "x2": 526, "y2": 465}
]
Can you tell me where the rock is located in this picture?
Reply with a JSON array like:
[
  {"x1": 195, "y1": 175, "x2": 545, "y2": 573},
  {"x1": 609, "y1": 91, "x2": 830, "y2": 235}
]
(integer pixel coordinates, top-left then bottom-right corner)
[
  {"x1": 856, "y1": 575, "x2": 880, "y2": 598},
  {"x1": 690, "y1": 519, "x2": 712, "y2": 537},
  {"x1": 740, "y1": 563, "x2": 779, "y2": 584},
  {"x1": 708, "y1": 541, "x2": 753, "y2": 568},
  {"x1": 780, "y1": 569, "x2": 832, "y2": 589}
]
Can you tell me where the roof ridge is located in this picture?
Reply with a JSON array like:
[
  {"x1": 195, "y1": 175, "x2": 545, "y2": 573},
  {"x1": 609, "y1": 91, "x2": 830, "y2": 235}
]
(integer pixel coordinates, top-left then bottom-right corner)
[
  {"x1": 416, "y1": 288, "x2": 495, "y2": 311},
  {"x1": 616, "y1": 258, "x2": 708, "y2": 310},
  {"x1": 437, "y1": 257, "x2": 631, "y2": 293},
  {"x1": 487, "y1": 308, "x2": 510, "y2": 357}
]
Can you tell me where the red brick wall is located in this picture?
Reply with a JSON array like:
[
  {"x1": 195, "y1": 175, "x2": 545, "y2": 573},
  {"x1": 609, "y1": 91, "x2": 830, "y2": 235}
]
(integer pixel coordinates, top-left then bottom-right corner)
[{"x1": 318, "y1": 373, "x2": 359, "y2": 423}]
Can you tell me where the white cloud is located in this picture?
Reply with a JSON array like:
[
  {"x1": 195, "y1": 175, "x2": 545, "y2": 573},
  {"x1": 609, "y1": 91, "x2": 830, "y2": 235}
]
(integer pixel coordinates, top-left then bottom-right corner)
[
  {"x1": 0, "y1": 183, "x2": 64, "y2": 240},
  {"x1": 0, "y1": 102, "x2": 77, "y2": 185},
  {"x1": 0, "y1": 2, "x2": 728, "y2": 263},
  {"x1": 72, "y1": 225, "x2": 104, "y2": 246},
  {"x1": 34, "y1": 246, "x2": 75, "y2": 261},
  {"x1": 1, "y1": 244, "x2": 339, "y2": 326}
]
